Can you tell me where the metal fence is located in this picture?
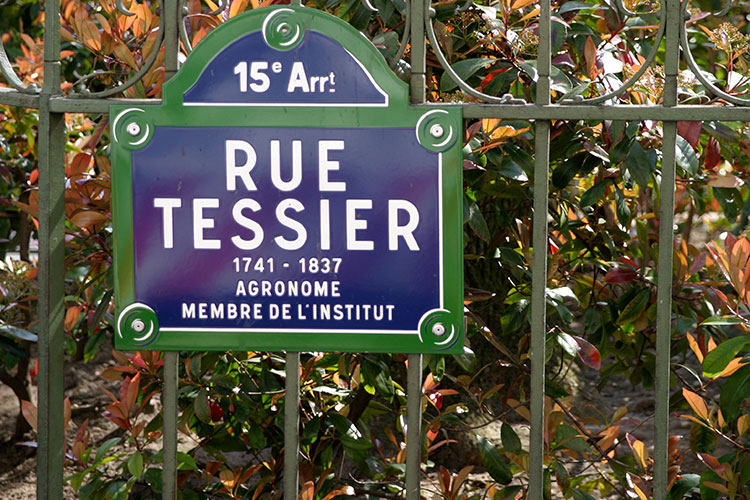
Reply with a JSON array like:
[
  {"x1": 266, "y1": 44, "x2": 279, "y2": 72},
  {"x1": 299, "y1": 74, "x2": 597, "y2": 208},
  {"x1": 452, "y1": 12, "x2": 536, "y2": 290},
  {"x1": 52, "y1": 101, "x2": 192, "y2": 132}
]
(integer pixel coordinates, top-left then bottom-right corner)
[{"x1": 2, "y1": 0, "x2": 749, "y2": 498}]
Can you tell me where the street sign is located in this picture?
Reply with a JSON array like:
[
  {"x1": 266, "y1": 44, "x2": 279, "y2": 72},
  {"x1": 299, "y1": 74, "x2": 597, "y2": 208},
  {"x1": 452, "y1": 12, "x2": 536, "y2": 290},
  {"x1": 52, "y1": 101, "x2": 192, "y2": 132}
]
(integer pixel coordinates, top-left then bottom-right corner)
[{"x1": 111, "y1": 6, "x2": 464, "y2": 353}]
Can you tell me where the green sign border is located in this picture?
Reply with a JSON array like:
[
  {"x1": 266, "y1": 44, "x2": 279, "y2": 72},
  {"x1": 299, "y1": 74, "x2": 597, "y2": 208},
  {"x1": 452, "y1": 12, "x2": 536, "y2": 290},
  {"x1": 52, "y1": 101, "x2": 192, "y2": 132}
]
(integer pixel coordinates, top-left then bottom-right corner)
[{"x1": 111, "y1": 6, "x2": 464, "y2": 353}]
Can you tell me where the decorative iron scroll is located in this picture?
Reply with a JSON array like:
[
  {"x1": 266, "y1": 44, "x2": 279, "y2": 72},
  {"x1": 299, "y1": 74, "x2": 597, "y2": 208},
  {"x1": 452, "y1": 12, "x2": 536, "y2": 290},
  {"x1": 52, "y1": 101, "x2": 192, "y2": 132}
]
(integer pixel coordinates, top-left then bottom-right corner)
[
  {"x1": 0, "y1": 34, "x2": 39, "y2": 94},
  {"x1": 423, "y1": 0, "x2": 750, "y2": 106},
  {"x1": 3, "y1": 0, "x2": 750, "y2": 105}
]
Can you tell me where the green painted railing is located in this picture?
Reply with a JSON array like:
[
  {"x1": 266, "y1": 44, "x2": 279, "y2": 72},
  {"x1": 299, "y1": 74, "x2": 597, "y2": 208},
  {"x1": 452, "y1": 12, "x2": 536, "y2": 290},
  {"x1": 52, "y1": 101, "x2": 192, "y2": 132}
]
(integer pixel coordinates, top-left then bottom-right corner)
[{"x1": 3, "y1": 0, "x2": 750, "y2": 498}]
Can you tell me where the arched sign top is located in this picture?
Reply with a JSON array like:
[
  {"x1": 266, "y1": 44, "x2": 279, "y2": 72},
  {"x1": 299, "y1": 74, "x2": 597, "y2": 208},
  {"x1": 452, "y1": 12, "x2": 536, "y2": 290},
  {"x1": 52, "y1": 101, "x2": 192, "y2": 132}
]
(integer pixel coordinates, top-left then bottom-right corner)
[{"x1": 164, "y1": 6, "x2": 406, "y2": 108}]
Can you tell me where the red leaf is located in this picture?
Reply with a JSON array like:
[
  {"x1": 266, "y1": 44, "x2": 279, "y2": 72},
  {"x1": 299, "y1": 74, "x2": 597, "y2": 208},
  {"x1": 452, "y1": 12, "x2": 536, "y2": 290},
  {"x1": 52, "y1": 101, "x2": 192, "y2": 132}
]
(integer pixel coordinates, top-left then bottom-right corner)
[
  {"x1": 571, "y1": 335, "x2": 601, "y2": 370},
  {"x1": 705, "y1": 136, "x2": 721, "y2": 170},
  {"x1": 604, "y1": 267, "x2": 638, "y2": 284},
  {"x1": 689, "y1": 252, "x2": 707, "y2": 276},
  {"x1": 677, "y1": 121, "x2": 702, "y2": 148},
  {"x1": 69, "y1": 210, "x2": 109, "y2": 228},
  {"x1": 69, "y1": 152, "x2": 93, "y2": 177},
  {"x1": 464, "y1": 287, "x2": 495, "y2": 303},
  {"x1": 129, "y1": 354, "x2": 148, "y2": 370},
  {"x1": 210, "y1": 401, "x2": 224, "y2": 422},
  {"x1": 479, "y1": 67, "x2": 510, "y2": 90}
]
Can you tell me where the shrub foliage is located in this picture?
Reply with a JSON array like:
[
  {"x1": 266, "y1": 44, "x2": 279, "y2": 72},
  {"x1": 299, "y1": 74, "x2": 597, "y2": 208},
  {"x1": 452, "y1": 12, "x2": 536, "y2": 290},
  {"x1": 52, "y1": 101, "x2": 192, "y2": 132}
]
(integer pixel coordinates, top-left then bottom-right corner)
[{"x1": 2, "y1": 0, "x2": 750, "y2": 498}]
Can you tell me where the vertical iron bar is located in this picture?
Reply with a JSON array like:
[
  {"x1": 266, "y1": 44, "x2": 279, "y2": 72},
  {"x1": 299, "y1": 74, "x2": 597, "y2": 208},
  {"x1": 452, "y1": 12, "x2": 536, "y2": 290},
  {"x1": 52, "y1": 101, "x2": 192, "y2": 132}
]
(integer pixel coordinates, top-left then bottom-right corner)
[
  {"x1": 529, "y1": 0, "x2": 551, "y2": 496},
  {"x1": 529, "y1": 123, "x2": 550, "y2": 500},
  {"x1": 654, "y1": 123, "x2": 676, "y2": 500},
  {"x1": 407, "y1": 2, "x2": 425, "y2": 496},
  {"x1": 405, "y1": 353, "x2": 423, "y2": 500},
  {"x1": 654, "y1": 0, "x2": 680, "y2": 496},
  {"x1": 409, "y1": 0, "x2": 425, "y2": 103},
  {"x1": 162, "y1": 352, "x2": 178, "y2": 500},
  {"x1": 36, "y1": 99, "x2": 65, "y2": 500},
  {"x1": 536, "y1": 0, "x2": 551, "y2": 102},
  {"x1": 37, "y1": 0, "x2": 64, "y2": 496},
  {"x1": 161, "y1": 2, "x2": 180, "y2": 497},
  {"x1": 284, "y1": 352, "x2": 300, "y2": 500},
  {"x1": 164, "y1": 0, "x2": 180, "y2": 80}
]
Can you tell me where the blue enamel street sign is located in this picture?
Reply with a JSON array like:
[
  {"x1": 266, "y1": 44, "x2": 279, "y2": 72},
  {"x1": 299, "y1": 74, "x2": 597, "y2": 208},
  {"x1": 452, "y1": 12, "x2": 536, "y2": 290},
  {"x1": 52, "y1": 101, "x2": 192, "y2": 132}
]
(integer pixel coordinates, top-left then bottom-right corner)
[{"x1": 111, "y1": 7, "x2": 464, "y2": 353}]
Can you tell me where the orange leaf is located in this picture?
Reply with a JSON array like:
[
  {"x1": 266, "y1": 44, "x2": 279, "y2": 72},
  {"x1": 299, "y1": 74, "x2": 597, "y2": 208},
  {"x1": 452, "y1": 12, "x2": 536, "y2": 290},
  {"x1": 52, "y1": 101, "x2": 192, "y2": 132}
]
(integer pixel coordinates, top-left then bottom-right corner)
[
  {"x1": 738, "y1": 414, "x2": 750, "y2": 435},
  {"x1": 70, "y1": 210, "x2": 109, "y2": 228},
  {"x1": 126, "y1": 373, "x2": 140, "y2": 413},
  {"x1": 113, "y1": 42, "x2": 138, "y2": 69},
  {"x1": 507, "y1": 398, "x2": 530, "y2": 421},
  {"x1": 518, "y1": 6, "x2": 540, "y2": 22},
  {"x1": 702, "y1": 481, "x2": 730, "y2": 494},
  {"x1": 229, "y1": 0, "x2": 250, "y2": 17},
  {"x1": 300, "y1": 480, "x2": 314, "y2": 500},
  {"x1": 511, "y1": 0, "x2": 536, "y2": 9},
  {"x1": 21, "y1": 400, "x2": 37, "y2": 432},
  {"x1": 64, "y1": 304, "x2": 82, "y2": 332},
  {"x1": 64, "y1": 397, "x2": 72, "y2": 432},
  {"x1": 707, "y1": 172, "x2": 743, "y2": 188},
  {"x1": 682, "y1": 388, "x2": 708, "y2": 420},
  {"x1": 715, "y1": 358, "x2": 747, "y2": 378},
  {"x1": 626, "y1": 433, "x2": 649, "y2": 470},
  {"x1": 452, "y1": 465, "x2": 474, "y2": 497},
  {"x1": 81, "y1": 18, "x2": 102, "y2": 51},
  {"x1": 686, "y1": 333, "x2": 704, "y2": 363},
  {"x1": 320, "y1": 487, "x2": 354, "y2": 500},
  {"x1": 585, "y1": 36, "x2": 598, "y2": 80},
  {"x1": 219, "y1": 469, "x2": 234, "y2": 488},
  {"x1": 94, "y1": 13, "x2": 112, "y2": 35}
]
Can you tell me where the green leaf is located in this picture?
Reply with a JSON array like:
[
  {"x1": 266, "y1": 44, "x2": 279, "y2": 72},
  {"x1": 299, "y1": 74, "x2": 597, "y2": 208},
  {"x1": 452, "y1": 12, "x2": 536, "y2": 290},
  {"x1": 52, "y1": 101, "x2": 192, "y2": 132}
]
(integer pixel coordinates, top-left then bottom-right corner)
[
  {"x1": 0, "y1": 324, "x2": 38, "y2": 342},
  {"x1": 719, "y1": 364, "x2": 750, "y2": 420},
  {"x1": 94, "y1": 437, "x2": 121, "y2": 465},
  {"x1": 667, "y1": 474, "x2": 700, "y2": 500},
  {"x1": 476, "y1": 435, "x2": 513, "y2": 484},
  {"x1": 453, "y1": 347, "x2": 477, "y2": 372},
  {"x1": 702, "y1": 336, "x2": 750, "y2": 377},
  {"x1": 557, "y1": 331, "x2": 578, "y2": 357},
  {"x1": 127, "y1": 451, "x2": 144, "y2": 479},
  {"x1": 177, "y1": 452, "x2": 197, "y2": 471},
  {"x1": 570, "y1": 489, "x2": 597, "y2": 500},
  {"x1": 689, "y1": 420, "x2": 717, "y2": 453},
  {"x1": 553, "y1": 424, "x2": 591, "y2": 453},
  {"x1": 428, "y1": 355, "x2": 445, "y2": 383},
  {"x1": 580, "y1": 181, "x2": 608, "y2": 207},
  {"x1": 440, "y1": 58, "x2": 498, "y2": 91},
  {"x1": 623, "y1": 142, "x2": 652, "y2": 189},
  {"x1": 558, "y1": 1, "x2": 595, "y2": 13},
  {"x1": 616, "y1": 289, "x2": 651, "y2": 326},
  {"x1": 464, "y1": 197, "x2": 490, "y2": 242},
  {"x1": 713, "y1": 187, "x2": 740, "y2": 221},
  {"x1": 70, "y1": 471, "x2": 86, "y2": 491},
  {"x1": 552, "y1": 154, "x2": 585, "y2": 189},
  {"x1": 700, "y1": 316, "x2": 745, "y2": 326},
  {"x1": 614, "y1": 185, "x2": 631, "y2": 226},
  {"x1": 501, "y1": 423, "x2": 522, "y2": 454},
  {"x1": 248, "y1": 424, "x2": 266, "y2": 449},
  {"x1": 361, "y1": 357, "x2": 395, "y2": 399},
  {"x1": 105, "y1": 480, "x2": 130, "y2": 500},
  {"x1": 143, "y1": 468, "x2": 162, "y2": 492},
  {"x1": 194, "y1": 388, "x2": 212, "y2": 423},
  {"x1": 79, "y1": 479, "x2": 105, "y2": 500},
  {"x1": 675, "y1": 135, "x2": 699, "y2": 175}
]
